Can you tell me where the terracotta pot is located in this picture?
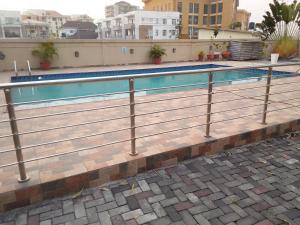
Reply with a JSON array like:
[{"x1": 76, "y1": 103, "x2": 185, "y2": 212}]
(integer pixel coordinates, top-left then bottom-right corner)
[
  {"x1": 40, "y1": 61, "x2": 51, "y2": 70},
  {"x1": 153, "y1": 57, "x2": 161, "y2": 64},
  {"x1": 222, "y1": 51, "x2": 231, "y2": 59},
  {"x1": 207, "y1": 54, "x2": 214, "y2": 61}
]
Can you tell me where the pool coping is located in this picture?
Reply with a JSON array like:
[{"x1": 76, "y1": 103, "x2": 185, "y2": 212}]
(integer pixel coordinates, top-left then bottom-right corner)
[{"x1": 0, "y1": 117, "x2": 299, "y2": 212}]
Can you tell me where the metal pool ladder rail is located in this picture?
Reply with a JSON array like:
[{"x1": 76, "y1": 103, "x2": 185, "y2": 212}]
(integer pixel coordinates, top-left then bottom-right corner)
[{"x1": 0, "y1": 62, "x2": 299, "y2": 182}]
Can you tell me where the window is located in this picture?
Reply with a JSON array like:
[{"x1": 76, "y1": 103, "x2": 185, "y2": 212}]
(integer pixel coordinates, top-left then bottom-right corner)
[
  {"x1": 189, "y1": 3, "x2": 199, "y2": 13},
  {"x1": 194, "y1": 3, "x2": 199, "y2": 13},
  {"x1": 171, "y1": 30, "x2": 176, "y2": 35},
  {"x1": 210, "y1": 16, "x2": 216, "y2": 25},
  {"x1": 217, "y1": 15, "x2": 222, "y2": 24},
  {"x1": 155, "y1": 30, "x2": 159, "y2": 36},
  {"x1": 156, "y1": 18, "x2": 159, "y2": 24},
  {"x1": 162, "y1": 30, "x2": 167, "y2": 36},
  {"x1": 203, "y1": 16, "x2": 208, "y2": 25},
  {"x1": 218, "y1": 3, "x2": 223, "y2": 13},
  {"x1": 204, "y1": 4, "x2": 209, "y2": 14},
  {"x1": 177, "y1": 2, "x2": 182, "y2": 12},
  {"x1": 163, "y1": 18, "x2": 167, "y2": 24},
  {"x1": 211, "y1": 4, "x2": 216, "y2": 14},
  {"x1": 172, "y1": 19, "x2": 176, "y2": 25},
  {"x1": 189, "y1": 3, "x2": 193, "y2": 13},
  {"x1": 193, "y1": 16, "x2": 198, "y2": 25},
  {"x1": 188, "y1": 16, "x2": 193, "y2": 25}
]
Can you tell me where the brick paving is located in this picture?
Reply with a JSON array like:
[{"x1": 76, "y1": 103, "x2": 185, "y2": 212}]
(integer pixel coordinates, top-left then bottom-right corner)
[{"x1": 0, "y1": 132, "x2": 300, "y2": 225}]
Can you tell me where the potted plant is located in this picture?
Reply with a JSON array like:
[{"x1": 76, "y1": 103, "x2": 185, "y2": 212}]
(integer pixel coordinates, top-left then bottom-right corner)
[
  {"x1": 149, "y1": 45, "x2": 166, "y2": 64},
  {"x1": 198, "y1": 51, "x2": 205, "y2": 61},
  {"x1": 222, "y1": 50, "x2": 231, "y2": 59},
  {"x1": 32, "y1": 42, "x2": 58, "y2": 70}
]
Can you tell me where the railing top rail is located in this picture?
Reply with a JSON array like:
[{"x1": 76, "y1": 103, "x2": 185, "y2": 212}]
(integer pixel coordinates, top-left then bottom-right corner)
[{"x1": 0, "y1": 62, "x2": 299, "y2": 89}]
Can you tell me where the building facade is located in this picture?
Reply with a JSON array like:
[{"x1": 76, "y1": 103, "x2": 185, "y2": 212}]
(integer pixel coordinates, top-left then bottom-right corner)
[
  {"x1": 105, "y1": 1, "x2": 139, "y2": 18},
  {"x1": 59, "y1": 21, "x2": 98, "y2": 39},
  {"x1": 0, "y1": 10, "x2": 23, "y2": 38},
  {"x1": 22, "y1": 19, "x2": 50, "y2": 39},
  {"x1": 235, "y1": 9, "x2": 251, "y2": 31},
  {"x1": 22, "y1": 10, "x2": 69, "y2": 37},
  {"x1": 69, "y1": 15, "x2": 94, "y2": 23},
  {"x1": 98, "y1": 11, "x2": 180, "y2": 40},
  {"x1": 143, "y1": 0, "x2": 242, "y2": 39}
]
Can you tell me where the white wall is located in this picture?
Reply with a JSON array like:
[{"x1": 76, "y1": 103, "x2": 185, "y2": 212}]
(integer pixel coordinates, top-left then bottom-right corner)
[{"x1": 198, "y1": 29, "x2": 259, "y2": 40}]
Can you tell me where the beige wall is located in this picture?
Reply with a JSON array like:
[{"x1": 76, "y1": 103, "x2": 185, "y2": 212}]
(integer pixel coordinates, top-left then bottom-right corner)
[
  {"x1": 0, "y1": 39, "x2": 299, "y2": 72},
  {"x1": 0, "y1": 39, "x2": 229, "y2": 71}
]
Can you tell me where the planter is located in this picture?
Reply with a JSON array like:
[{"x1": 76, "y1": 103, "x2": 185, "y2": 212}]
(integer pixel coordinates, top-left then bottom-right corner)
[
  {"x1": 153, "y1": 57, "x2": 162, "y2": 64},
  {"x1": 222, "y1": 51, "x2": 231, "y2": 59},
  {"x1": 198, "y1": 55, "x2": 204, "y2": 61},
  {"x1": 271, "y1": 53, "x2": 279, "y2": 64},
  {"x1": 207, "y1": 54, "x2": 214, "y2": 61},
  {"x1": 40, "y1": 61, "x2": 51, "y2": 70}
]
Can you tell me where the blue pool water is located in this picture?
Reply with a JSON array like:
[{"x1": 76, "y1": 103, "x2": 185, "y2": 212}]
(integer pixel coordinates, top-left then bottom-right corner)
[{"x1": 11, "y1": 64, "x2": 290, "y2": 105}]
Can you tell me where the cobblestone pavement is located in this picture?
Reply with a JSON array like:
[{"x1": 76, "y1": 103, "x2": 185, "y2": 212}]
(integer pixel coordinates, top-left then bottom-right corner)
[{"x1": 1, "y1": 132, "x2": 300, "y2": 225}]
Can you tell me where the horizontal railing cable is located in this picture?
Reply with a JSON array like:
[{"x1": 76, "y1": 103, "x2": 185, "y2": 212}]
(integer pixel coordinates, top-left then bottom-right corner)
[
  {"x1": 16, "y1": 103, "x2": 130, "y2": 121},
  {"x1": 135, "y1": 93, "x2": 208, "y2": 105},
  {"x1": 0, "y1": 138, "x2": 132, "y2": 169},
  {"x1": 18, "y1": 115, "x2": 130, "y2": 136},
  {"x1": 135, "y1": 102, "x2": 208, "y2": 117}
]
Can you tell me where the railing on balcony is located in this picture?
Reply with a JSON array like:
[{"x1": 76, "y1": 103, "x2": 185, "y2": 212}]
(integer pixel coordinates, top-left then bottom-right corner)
[{"x1": 0, "y1": 62, "x2": 299, "y2": 182}]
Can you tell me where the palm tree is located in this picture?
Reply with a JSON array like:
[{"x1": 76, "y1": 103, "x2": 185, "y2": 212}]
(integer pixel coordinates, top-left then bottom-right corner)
[{"x1": 257, "y1": 0, "x2": 300, "y2": 40}]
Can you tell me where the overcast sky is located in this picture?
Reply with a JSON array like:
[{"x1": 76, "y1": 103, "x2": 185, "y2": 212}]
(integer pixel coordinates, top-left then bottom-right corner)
[{"x1": 0, "y1": 0, "x2": 296, "y2": 22}]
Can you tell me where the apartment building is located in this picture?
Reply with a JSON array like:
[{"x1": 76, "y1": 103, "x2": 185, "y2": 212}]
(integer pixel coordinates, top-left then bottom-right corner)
[
  {"x1": 22, "y1": 10, "x2": 69, "y2": 37},
  {"x1": 22, "y1": 19, "x2": 50, "y2": 39},
  {"x1": 69, "y1": 15, "x2": 94, "y2": 23},
  {"x1": 59, "y1": 21, "x2": 98, "y2": 39},
  {"x1": 105, "y1": 1, "x2": 139, "y2": 18},
  {"x1": 0, "y1": 10, "x2": 23, "y2": 38},
  {"x1": 235, "y1": 9, "x2": 251, "y2": 31},
  {"x1": 143, "y1": 0, "x2": 243, "y2": 39},
  {"x1": 98, "y1": 11, "x2": 180, "y2": 40}
]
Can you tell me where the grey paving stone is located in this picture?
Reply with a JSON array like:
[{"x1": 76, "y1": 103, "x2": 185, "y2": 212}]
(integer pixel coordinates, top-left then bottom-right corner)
[
  {"x1": 236, "y1": 216, "x2": 257, "y2": 225},
  {"x1": 194, "y1": 214, "x2": 211, "y2": 225},
  {"x1": 65, "y1": 216, "x2": 88, "y2": 225},
  {"x1": 96, "y1": 201, "x2": 118, "y2": 213},
  {"x1": 115, "y1": 193, "x2": 127, "y2": 206},
  {"x1": 74, "y1": 202, "x2": 86, "y2": 218},
  {"x1": 136, "y1": 212, "x2": 157, "y2": 224},
  {"x1": 138, "y1": 180, "x2": 151, "y2": 192},
  {"x1": 150, "y1": 217, "x2": 171, "y2": 225},
  {"x1": 202, "y1": 208, "x2": 224, "y2": 220},
  {"x1": 111, "y1": 215, "x2": 126, "y2": 225},
  {"x1": 160, "y1": 197, "x2": 179, "y2": 207},
  {"x1": 85, "y1": 198, "x2": 106, "y2": 208},
  {"x1": 174, "y1": 189, "x2": 188, "y2": 202},
  {"x1": 98, "y1": 211, "x2": 112, "y2": 225},
  {"x1": 122, "y1": 209, "x2": 143, "y2": 221},
  {"x1": 219, "y1": 212, "x2": 240, "y2": 223},
  {"x1": 53, "y1": 213, "x2": 75, "y2": 225},
  {"x1": 138, "y1": 199, "x2": 153, "y2": 214},
  {"x1": 164, "y1": 206, "x2": 182, "y2": 222},
  {"x1": 152, "y1": 202, "x2": 166, "y2": 217},
  {"x1": 180, "y1": 210, "x2": 197, "y2": 225},
  {"x1": 148, "y1": 194, "x2": 166, "y2": 204},
  {"x1": 109, "y1": 205, "x2": 130, "y2": 217}
]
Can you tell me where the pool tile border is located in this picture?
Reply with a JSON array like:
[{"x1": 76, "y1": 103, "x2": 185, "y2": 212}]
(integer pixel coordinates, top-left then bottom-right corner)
[{"x1": 0, "y1": 119, "x2": 299, "y2": 212}]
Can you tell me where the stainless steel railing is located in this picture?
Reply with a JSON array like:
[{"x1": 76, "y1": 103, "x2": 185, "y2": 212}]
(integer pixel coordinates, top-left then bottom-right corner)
[{"x1": 0, "y1": 62, "x2": 299, "y2": 182}]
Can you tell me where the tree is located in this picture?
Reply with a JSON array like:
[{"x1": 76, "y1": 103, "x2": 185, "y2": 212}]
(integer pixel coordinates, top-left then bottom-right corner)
[{"x1": 257, "y1": 0, "x2": 300, "y2": 40}]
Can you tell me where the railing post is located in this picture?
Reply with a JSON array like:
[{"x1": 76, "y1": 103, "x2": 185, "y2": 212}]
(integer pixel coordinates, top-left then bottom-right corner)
[
  {"x1": 129, "y1": 78, "x2": 137, "y2": 156},
  {"x1": 205, "y1": 72, "x2": 213, "y2": 137},
  {"x1": 262, "y1": 66, "x2": 272, "y2": 125},
  {"x1": 4, "y1": 89, "x2": 30, "y2": 182}
]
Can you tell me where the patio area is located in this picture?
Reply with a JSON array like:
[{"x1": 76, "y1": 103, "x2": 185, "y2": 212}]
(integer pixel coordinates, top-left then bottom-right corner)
[
  {"x1": 0, "y1": 132, "x2": 299, "y2": 225},
  {"x1": 0, "y1": 61, "x2": 299, "y2": 213}
]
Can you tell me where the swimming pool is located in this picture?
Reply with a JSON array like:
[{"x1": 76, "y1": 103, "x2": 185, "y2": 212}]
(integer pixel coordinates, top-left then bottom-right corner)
[{"x1": 11, "y1": 64, "x2": 290, "y2": 106}]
